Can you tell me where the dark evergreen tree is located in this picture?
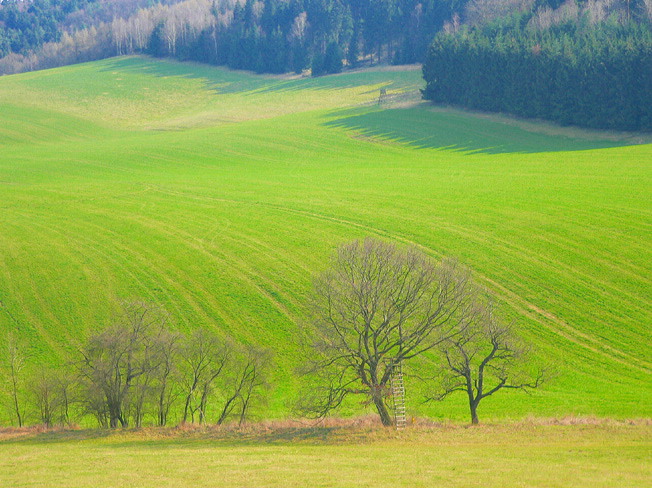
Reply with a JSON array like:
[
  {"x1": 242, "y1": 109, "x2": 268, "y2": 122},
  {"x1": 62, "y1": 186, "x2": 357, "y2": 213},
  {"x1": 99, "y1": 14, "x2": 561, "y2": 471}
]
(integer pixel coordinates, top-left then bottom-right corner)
[
  {"x1": 323, "y1": 40, "x2": 343, "y2": 73},
  {"x1": 146, "y1": 22, "x2": 167, "y2": 58}
]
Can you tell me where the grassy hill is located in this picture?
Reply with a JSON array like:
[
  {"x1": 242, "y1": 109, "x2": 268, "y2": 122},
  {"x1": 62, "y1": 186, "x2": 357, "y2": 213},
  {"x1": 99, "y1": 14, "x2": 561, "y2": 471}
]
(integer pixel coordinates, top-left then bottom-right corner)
[{"x1": 0, "y1": 56, "x2": 650, "y2": 421}]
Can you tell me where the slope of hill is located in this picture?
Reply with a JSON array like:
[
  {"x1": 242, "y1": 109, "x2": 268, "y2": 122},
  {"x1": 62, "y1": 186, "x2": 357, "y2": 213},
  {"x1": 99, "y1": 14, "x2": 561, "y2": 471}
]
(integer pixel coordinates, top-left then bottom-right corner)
[{"x1": 0, "y1": 56, "x2": 650, "y2": 421}]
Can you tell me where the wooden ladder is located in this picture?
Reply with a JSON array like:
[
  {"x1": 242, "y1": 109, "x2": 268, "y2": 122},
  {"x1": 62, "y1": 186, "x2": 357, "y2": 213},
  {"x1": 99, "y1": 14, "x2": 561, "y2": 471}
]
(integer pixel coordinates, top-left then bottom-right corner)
[{"x1": 391, "y1": 361, "x2": 407, "y2": 430}]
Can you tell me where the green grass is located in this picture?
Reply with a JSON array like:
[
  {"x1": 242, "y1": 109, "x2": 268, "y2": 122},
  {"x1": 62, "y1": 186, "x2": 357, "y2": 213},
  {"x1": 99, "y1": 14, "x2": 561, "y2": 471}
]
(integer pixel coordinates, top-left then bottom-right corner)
[
  {"x1": 0, "y1": 422, "x2": 650, "y2": 487},
  {"x1": 0, "y1": 56, "x2": 650, "y2": 421}
]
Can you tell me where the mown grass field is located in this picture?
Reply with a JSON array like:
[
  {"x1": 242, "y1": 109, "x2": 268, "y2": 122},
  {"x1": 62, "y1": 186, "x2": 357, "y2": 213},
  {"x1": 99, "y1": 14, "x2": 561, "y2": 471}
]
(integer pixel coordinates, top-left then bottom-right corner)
[
  {"x1": 0, "y1": 421, "x2": 650, "y2": 487},
  {"x1": 0, "y1": 56, "x2": 650, "y2": 421}
]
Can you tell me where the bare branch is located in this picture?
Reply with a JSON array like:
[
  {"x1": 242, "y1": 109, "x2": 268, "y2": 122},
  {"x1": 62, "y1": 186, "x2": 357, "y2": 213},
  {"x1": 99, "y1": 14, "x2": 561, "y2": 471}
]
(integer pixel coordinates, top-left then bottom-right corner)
[{"x1": 300, "y1": 237, "x2": 477, "y2": 426}]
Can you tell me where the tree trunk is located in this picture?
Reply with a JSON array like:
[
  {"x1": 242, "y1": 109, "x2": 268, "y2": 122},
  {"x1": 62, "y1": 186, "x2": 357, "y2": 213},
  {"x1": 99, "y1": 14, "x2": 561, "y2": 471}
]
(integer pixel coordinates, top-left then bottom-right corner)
[
  {"x1": 12, "y1": 391, "x2": 23, "y2": 427},
  {"x1": 11, "y1": 371, "x2": 23, "y2": 427},
  {"x1": 158, "y1": 391, "x2": 166, "y2": 427},
  {"x1": 372, "y1": 392, "x2": 393, "y2": 427},
  {"x1": 470, "y1": 401, "x2": 479, "y2": 425},
  {"x1": 182, "y1": 394, "x2": 192, "y2": 423},
  {"x1": 239, "y1": 399, "x2": 248, "y2": 426},
  {"x1": 62, "y1": 390, "x2": 70, "y2": 426},
  {"x1": 217, "y1": 396, "x2": 237, "y2": 425}
]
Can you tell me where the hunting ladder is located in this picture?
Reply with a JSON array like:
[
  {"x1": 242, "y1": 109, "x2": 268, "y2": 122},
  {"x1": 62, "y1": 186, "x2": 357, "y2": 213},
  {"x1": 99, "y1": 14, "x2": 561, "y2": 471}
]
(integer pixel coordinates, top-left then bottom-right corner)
[{"x1": 390, "y1": 361, "x2": 407, "y2": 430}]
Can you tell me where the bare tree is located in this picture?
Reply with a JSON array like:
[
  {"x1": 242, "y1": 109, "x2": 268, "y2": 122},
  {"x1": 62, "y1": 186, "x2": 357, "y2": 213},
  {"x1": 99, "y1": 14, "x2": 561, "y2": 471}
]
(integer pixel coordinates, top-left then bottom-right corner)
[
  {"x1": 151, "y1": 328, "x2": 181, "y2": 427},
  {"x1": 29, "y1": 367, "x2": 61, "y2": 427},
  {"x1": 217, "y1": 345, "x2": 271, "y2": 426},
  {"x1": 643, "y1": 0, "x2": 652, "y2": 20},
  {"x1": 431, "y1": 300, "x2": 545, "y2": 425},
  {"x1": 300, "y1": 237, "x2": 477, "y2": 426},
  {"x1": 78, "y1": 301, "x2": 166, "y2": 428},
  {"x1": 179, "y1": 328, "x2": 230, "y2": 424},
  {"x1": 55, "y1": 368, "x2": 76, "y2": 426},
  {"x1": 27, "y1": 365, "x2": 77, "y2": 427},
  {"x1": 1, "y1": 333, "x2": 28, "y2": 427},
  {"x1": 465, "y1": 0, "x2": 535, "y2": 26}
]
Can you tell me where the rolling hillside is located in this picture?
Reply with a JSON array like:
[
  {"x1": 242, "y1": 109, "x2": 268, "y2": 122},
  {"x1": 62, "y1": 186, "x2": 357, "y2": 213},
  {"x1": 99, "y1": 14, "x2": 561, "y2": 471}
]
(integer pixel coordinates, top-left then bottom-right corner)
[{"x1": 0, "y1": 56, "x2": 650, "y2": 421}]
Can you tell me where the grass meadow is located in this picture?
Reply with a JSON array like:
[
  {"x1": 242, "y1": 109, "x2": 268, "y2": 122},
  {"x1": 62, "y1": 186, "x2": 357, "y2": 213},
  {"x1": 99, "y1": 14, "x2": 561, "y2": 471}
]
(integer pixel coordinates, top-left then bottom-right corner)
[
  {"x1": 0, "y1": 420, "x2": 650, "y2": 488},
  {"x1": 0, "y1": 56, "x2": 650, "y2": 423}
]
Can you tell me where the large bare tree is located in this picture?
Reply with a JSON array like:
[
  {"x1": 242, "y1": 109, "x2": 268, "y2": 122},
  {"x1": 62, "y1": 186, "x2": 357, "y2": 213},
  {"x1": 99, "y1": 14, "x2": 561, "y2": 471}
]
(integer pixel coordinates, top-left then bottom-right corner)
[
  {"x1": 301, "y1": 237, "x2": 477, "y2": 426},
  {"x1": 431, "y1": 300, "x2": 545, "y2": 424}
]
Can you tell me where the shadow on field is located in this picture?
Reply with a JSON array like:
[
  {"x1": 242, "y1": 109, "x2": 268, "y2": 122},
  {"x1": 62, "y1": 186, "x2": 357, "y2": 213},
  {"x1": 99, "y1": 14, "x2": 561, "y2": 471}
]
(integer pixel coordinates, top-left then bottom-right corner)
[
  {"x1": 0, "y1": 428, "x2": 114, "y2": 445},
  {"x1": 99, "y1": 57, "x2": 422, "y2": 96},
  {"x1": 324, "y1": 106, "x2": 636, "y2": 154},
  {"x1": 255, "y1": 70, "x2": 421, "y2": 95},
  {"x1": 0, "y1": 426, "x2": 366, "y2": 448},
  {"x1": 98, "y1": 57, "x2": 276, "y2": 94}
]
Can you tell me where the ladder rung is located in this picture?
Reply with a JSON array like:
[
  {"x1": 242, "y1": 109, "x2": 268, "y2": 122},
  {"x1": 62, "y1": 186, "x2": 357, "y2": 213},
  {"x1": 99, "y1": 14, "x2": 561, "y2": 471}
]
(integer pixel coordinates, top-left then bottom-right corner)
[{"x1": 391, "y1": 361, "x2": 406, "y2": 429}]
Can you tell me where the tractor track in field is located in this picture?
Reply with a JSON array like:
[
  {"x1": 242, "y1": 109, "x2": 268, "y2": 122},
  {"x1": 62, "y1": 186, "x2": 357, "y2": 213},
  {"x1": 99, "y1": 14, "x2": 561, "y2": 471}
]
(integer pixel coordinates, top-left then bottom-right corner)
[{"x1": 149, "y1": 187, "x2": 651, "y2": 374}]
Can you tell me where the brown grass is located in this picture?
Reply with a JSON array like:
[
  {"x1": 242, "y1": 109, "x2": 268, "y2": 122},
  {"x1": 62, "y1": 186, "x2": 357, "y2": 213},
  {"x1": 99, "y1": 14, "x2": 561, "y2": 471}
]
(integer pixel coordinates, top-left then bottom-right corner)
[{"x1": 1, "y1": 415, "x2": 649, "y2": 445}]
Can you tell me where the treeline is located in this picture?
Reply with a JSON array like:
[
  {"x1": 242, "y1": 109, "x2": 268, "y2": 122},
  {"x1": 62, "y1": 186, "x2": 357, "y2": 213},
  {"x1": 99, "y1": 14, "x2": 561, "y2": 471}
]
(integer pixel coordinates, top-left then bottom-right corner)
[
  {"x1": 154, "y1": 0, "x2": 468, "y2": 75},
  {"x1": 0, "y1": 0, "x2": 189, "y2": 59},
  {"x1": 0, "y1": 0, "x2": 95, "y2": 57},
  {"x1": 423, "y1": 1, "x2": 652, "y2": 131},
  {"x1": 0, "y1": 0, "x2": 471, "y2": 75},
  {"x1": 0, "y1": 302, "x2": 271, "y2": 428},
  {"x1": 0, "y1": 0, "x2": 214, "y2": 74}
]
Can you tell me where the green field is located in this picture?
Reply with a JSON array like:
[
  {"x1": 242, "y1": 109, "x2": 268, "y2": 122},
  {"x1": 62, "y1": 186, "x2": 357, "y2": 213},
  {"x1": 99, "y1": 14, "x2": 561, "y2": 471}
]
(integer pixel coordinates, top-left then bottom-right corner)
[
  {"x1": 0, "y1": 422, "x2": 650, "y2": 487},
  {"x1": 0, "y1": 56, "x2": 650, "y2": 421}
]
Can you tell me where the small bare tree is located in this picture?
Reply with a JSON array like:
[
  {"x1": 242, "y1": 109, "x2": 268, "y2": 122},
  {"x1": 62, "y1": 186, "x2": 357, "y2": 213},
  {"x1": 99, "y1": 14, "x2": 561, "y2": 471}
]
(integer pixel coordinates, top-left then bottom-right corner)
[
  {"x1": 217, "y1": 345, "x2": 272, "y2": 426},
  {"x1": 236, "y1": 347, "x2": 271, "y2": 426},
  {"x1": 465, "y1": 0, "x2": 535, "y2": 26},
  {"x1": 29, "y1": 367, "x2": 61, "y2": 427},
  {"x1": 28, "y1": 365, "x2": 77, "y2": 427},
  {"x1": 643, "y1": 0, "x2": 652, "y2": 20},
  {"x1": 300, "y1": 237, "x2": 477, "y2": 426},
  {"x1": 179, "y1": 328, "x2": 230, "y2": 424},
  {"x1": 431, "y1": 300, "x2": 545, "y2": 424},
  {"x1": 151, "y1": 328, "x2": 182, "y2": 427},
  {"x1": 1, "y1": 333, "x2": 28, "y2": 427},
  {"x1": 55, "y1": 368, "x2": 76, "y2": 426}
]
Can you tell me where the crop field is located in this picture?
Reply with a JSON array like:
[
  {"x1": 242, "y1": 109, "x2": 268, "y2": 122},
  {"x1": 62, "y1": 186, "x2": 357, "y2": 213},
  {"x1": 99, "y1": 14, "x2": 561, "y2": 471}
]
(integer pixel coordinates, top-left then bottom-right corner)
[
  {"x1": 0, "y1": 421, "x2": 650, "y2": 487},
  {"x1": 0, "y1": 56, "x2": 650, "y2": 421}
]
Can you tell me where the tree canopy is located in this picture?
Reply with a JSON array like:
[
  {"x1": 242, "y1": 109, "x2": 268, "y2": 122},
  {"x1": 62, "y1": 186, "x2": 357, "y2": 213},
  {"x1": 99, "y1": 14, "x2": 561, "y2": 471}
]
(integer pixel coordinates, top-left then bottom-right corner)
[{"x1": 299, "y1": 238, "x2": 478, "y2": 426}]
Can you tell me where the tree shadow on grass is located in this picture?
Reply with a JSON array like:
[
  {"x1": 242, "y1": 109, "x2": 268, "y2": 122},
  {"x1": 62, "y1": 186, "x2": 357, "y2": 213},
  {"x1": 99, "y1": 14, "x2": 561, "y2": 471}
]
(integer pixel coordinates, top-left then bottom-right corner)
[
  {"x1": 0, "y1": 423, "x2": 388, "y2": 448},
  {"x1": 0, "y1": 428, "x2": 356, "y2": 450},
  {"x1": 98, "y1": 57, "x2": 277, "y2": 94},
  {"x1": 0, "y1": 428, "x2": 114, "y2": 445},
  {"x1": 255, "y1": 69, "x2": 422, "y2": 95},
  {"x1": 324, "y1": 106, "x2": 638, "y2": 154},
  {"x1": 98, "y1": 57, "x2": 423, "y2": 96}
]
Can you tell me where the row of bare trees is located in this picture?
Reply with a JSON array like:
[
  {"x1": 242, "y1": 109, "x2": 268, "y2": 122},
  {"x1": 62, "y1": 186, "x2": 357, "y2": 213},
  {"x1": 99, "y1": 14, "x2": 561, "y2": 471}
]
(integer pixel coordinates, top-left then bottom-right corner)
[
  {"x1": 0, "y1": 302, "x2": 270, "y2": 429},
  {"x1": 2, "y1": 238, "x2": 545, "y2": 428}
]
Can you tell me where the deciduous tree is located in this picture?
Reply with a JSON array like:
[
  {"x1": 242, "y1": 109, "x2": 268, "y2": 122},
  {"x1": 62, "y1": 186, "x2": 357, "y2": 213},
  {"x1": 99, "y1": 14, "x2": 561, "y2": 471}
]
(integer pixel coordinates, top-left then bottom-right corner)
[
  {"x1": 300, "y1": 237, "x2": 477, "y2": 426},
  {"x1": 431, "y1": 300, "x2": 545, "y2": 424}
]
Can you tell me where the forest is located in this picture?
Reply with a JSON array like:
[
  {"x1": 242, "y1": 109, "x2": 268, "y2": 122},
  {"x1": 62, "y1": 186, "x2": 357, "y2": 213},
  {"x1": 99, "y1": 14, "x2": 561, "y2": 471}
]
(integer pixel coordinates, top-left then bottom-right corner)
[
  {"x1": 0, "y1": 0, "x2": 470, "y2": 75},
  {"x1": 422, "y1": 2, "x2": 652, "y2": 131}
]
